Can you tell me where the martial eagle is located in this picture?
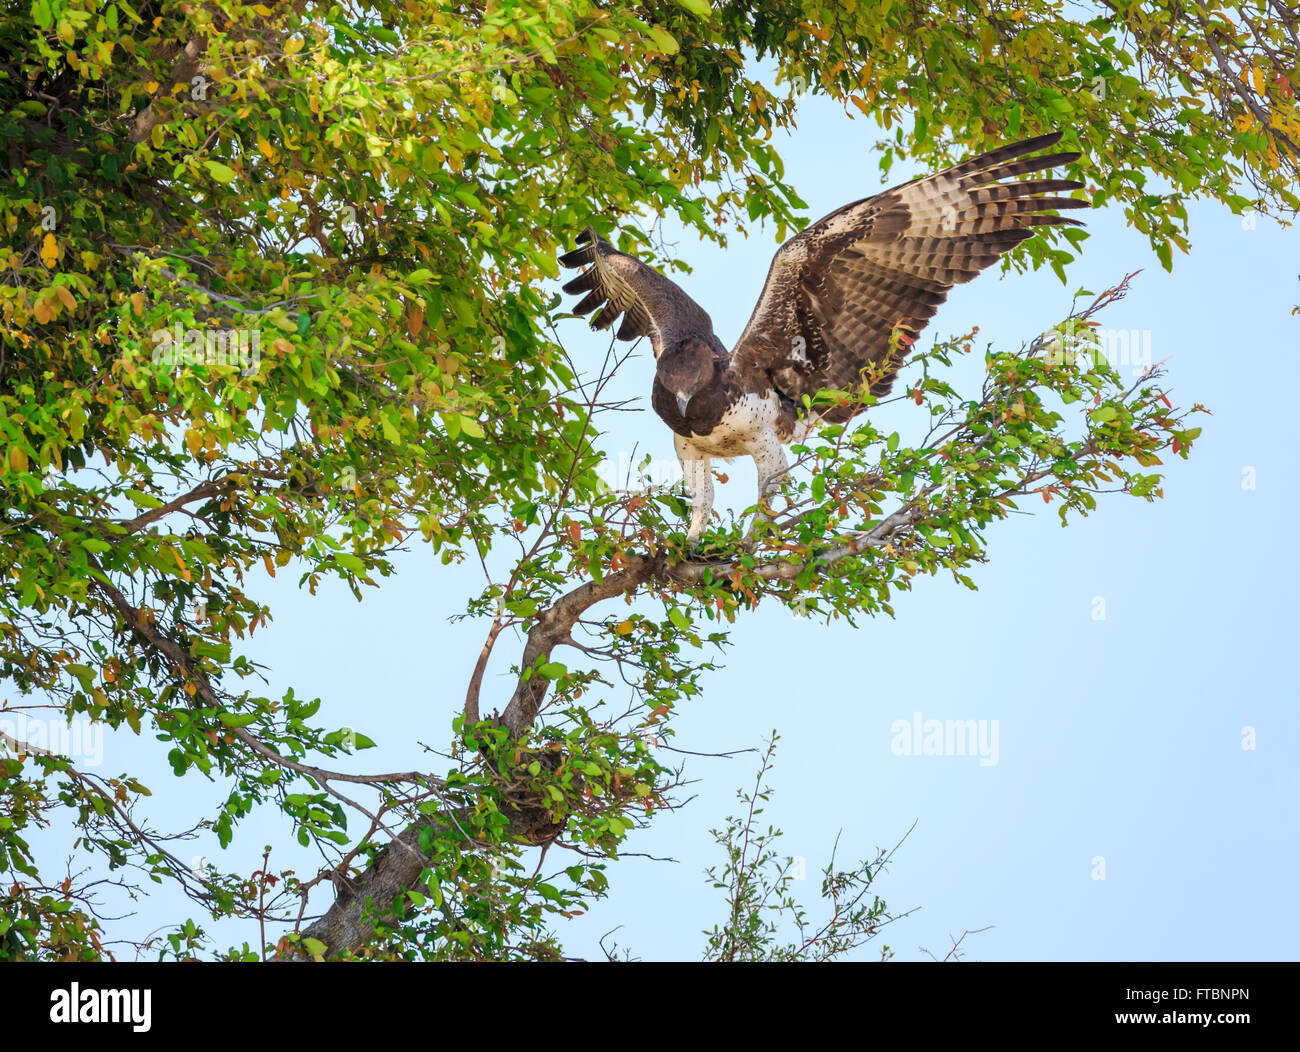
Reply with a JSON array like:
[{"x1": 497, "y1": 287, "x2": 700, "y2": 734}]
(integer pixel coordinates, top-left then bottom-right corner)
[{"x1": 559, "y1": 133, "x2": 1088, "y2": 547}]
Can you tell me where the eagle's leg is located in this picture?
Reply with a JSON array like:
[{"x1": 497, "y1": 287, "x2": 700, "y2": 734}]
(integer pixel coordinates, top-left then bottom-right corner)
[
  {"x1": 747, "y1": 442, "x2": 790, "y2": 540},
  {"x1": 675, "y1": 435, "x2": 713, "y2": 549}
]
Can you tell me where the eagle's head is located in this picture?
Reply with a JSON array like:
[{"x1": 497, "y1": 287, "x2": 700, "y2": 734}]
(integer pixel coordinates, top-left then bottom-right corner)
[{"x1": 657, "y1": 335, "x2": 717, "y2": 415}]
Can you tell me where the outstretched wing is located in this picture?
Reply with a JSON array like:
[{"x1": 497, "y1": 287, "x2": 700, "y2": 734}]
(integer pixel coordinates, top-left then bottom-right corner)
[
  {"x1": 558, "y1": 227, "x2": 715, "y2": 358},
  {"x1": 730, "y1": 133, "x2": 1088, "y2": 418}
]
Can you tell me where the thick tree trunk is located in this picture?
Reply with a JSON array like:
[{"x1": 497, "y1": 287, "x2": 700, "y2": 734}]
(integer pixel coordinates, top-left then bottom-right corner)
[{"x1": 286, "y1": 556, "x2": 660, "y2": 958}]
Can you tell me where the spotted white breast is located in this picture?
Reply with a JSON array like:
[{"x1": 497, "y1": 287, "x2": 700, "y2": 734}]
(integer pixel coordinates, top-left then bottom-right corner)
[{"x1": 682, "y1": 391, "x2": 787, "y2": 459}]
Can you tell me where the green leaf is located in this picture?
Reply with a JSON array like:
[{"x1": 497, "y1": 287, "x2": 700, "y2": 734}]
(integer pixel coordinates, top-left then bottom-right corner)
[
  {"x1": 204, "y1": 161, "x2": 236, "y2": 184},
  {"x1": 65, "y1": 664, "x2": 95, "y2": 691},
  {"x1": 646, "y1": 27, "x2": 679, "y2": 54}
]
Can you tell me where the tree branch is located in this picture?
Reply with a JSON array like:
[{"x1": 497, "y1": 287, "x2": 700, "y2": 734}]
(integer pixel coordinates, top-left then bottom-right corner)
[
  {"x1": 500, "y1": 555, "x2": 660, "y2": 735},
  {"x1": 130, "y1": 37, "x2": 208, "y2": 144}
]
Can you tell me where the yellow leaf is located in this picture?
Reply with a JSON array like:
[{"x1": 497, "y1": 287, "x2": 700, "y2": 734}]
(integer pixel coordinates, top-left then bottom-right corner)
[
  {"x1": 1252, "y1": 65, "x2": 1266, "y2": 95},
  {"x1": 285, "y1": 35, "x2": 304, "y2": 55},
  {"x1": 8, "y1": 446, "x2": 29, "y2": 472},
  {"x1": 40, "y1": 232, "x2": 58, "y2": 268},
  {"x1": 55, "y1": 285, "x2": 75, "y2": 312},
  {"x1": 614, "y1": 620, "x2": 634, "y2": 636}
]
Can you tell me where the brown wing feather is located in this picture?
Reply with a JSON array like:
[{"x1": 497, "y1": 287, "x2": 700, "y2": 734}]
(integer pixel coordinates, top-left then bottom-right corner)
[
  {"x1": 730, "y1": 133, "x2": 1089, "y2": 419},
  {"x1": 558, "y1": 227, "x2": 715, "y2": 358}
]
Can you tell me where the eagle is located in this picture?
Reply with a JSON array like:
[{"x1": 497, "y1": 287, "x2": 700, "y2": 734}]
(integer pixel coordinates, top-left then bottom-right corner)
[{"x1": 559, "y1": 133, "x2": 1088, "y2": 547}]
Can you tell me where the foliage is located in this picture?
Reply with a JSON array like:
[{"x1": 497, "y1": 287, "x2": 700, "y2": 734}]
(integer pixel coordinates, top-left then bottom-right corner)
[
  {"x1": 0, "y1": 0, "x2": 1289, "y2": 959},
  {"x1": 703, "y1": 734, "x2": 902, "y2": 962}
]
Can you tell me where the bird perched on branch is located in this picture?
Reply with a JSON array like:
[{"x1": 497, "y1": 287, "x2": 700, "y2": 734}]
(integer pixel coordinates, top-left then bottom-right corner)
[{"x1": 559, "y1": 132, "x2": 1088, "y2": 548}]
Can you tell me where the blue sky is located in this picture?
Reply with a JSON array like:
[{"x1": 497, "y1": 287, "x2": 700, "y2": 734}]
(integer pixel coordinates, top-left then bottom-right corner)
[
  {"x1": 17, "y1": 87, "x2": 1297, "y2": 962},
  {"x1": 545, "y1": 95, "x2": 1299, "y2": 960}
]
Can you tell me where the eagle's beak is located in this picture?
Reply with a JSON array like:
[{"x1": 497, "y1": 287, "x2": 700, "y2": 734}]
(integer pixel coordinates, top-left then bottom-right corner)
[{"x1": 675, "y1": 391, "x2": 691, "y2": 415}]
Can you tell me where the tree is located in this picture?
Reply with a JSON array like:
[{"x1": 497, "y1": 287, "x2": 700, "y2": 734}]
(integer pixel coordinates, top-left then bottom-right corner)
[{"x1": 0, "y1": 0, "x2": 1291, "y2": 960}]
